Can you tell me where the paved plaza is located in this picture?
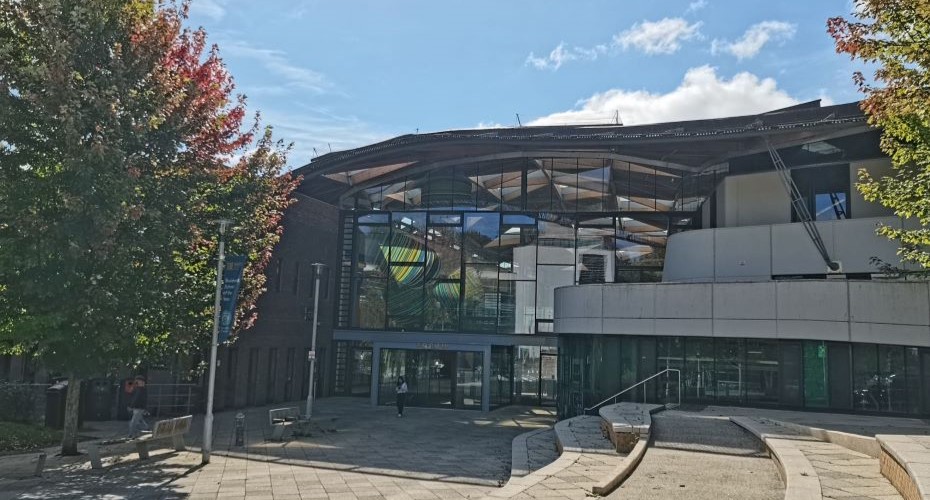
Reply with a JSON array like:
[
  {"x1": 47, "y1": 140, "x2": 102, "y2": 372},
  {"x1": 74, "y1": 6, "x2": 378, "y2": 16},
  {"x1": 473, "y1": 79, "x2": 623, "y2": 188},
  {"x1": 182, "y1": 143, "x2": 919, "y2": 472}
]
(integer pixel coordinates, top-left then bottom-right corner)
[
  {"x1": 0, "y1": 398, "x2": 555, "y2": 500},
  {"x1": 607, "y1": 413, "x2": 784, "y2": 500}
]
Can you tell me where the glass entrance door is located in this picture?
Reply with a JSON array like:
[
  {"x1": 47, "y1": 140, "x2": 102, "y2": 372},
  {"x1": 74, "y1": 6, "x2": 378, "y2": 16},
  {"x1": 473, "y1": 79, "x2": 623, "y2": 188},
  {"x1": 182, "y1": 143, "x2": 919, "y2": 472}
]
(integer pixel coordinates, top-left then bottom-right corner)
[
  {"x1": 540, "y1": 352, "x2": 558, "y2": 406},
  {"x1": 379, "y1": 348, "x2": 483, "y2": 409}
]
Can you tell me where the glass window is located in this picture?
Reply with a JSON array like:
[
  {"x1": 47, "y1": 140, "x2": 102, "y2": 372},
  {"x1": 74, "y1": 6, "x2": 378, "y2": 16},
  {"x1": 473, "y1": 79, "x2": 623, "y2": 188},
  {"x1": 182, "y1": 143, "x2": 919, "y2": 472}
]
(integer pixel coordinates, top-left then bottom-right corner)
[
  {"x1": 878, "y1": 344, "x2": 906, "y2": 413},
  {"x1": 746, "y1": 340, "x2": 779, "y2": 405},
  {"x1": 905, "y1": 347, "x2": 922, "y2": 414},
  {"x1": 804, "y1": 341, "x2": 829, "y2": 408},
  {"x1": 684, "y1": 338, "x2": 715, "y2": 402},
  {"x1": 456, "y1": 351, "x2": 484, "y2": 409},
  {"x1": 514, "y1": 346, "x2": 541, "y2": 405},
  {"x1": 490, "y1": 346, "x2": 512, "y2": 409},
  {"x1": 462, "y1": 264, "x2": 498, "y2": 332},
  {"x1": 779, "y1": 341, "x2": 802, "y2": 407},
  {"x1": 464, "y1": 213, "x2": 501, "y2": 264},
  {"x1": 791, "y1": 164, "x2": 850, "y2": 221},
  {"x1": 827, "y1": 342, "x2": 852, "y2": 410},
  {"x1": 852, "y1": 343, "x2": 878, "y2": 411},
  {"x1": 715, "y1": 338, "x2": 744, "y2": 403},
  {"x1": 657, "y1": 337, "x2": 683, "y2": 404}
]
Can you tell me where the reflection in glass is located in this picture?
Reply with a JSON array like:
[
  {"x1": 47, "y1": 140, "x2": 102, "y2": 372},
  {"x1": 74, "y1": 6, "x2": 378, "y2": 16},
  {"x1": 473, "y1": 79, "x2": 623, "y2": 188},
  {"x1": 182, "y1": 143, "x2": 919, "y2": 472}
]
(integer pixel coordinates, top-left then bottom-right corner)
[
  {"x1": 746, "y1": 340, "x2": 779, "y2": 404},
  {"x1": 804, "y1": 341, "x2": 829, "y2": 407}
]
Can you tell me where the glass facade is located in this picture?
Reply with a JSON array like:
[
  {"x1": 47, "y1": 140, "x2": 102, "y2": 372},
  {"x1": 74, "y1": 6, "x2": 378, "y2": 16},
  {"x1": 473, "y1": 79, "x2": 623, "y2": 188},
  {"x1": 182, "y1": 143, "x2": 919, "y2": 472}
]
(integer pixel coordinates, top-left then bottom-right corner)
[
  {"x1": 338, "y1": 156, "x2": 723, "y2": 332},
  {"x1": 378, "y1": 348, "x2": 483, "y2": 409},
  {"x1": 558, "y1": 335, "x2": 930, "y2": 418}
]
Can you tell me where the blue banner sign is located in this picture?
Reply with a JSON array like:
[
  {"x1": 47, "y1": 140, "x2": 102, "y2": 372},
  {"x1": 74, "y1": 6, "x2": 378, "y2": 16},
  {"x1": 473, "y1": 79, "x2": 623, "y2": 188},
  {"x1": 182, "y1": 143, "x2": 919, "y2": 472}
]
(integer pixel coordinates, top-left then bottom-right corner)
[{"x1": 218, "y1": 255, "x2": 247, "y2": 343}]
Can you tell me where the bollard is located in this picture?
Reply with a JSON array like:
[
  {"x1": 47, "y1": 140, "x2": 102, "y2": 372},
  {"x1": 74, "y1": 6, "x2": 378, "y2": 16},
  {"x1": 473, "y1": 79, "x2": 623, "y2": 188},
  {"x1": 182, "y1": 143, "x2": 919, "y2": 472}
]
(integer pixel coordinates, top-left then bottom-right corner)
[
  {"x1": 34, "y1": 452, "x2": 47, "y2": 477},
  {"x1": 234, "y1": 412, "x2": 245, "y2": 447}
]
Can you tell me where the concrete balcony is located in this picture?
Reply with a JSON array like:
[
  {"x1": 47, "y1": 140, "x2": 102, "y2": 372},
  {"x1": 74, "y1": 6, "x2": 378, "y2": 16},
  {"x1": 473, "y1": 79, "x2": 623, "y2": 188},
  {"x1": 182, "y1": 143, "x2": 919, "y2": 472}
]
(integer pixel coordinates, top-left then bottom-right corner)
[
  {"x1": 553, "y1": 280, "x2": 930, "y2": 347},
  {"x1": 663, "y1": 216, "x2": 914, "y2": 282}
]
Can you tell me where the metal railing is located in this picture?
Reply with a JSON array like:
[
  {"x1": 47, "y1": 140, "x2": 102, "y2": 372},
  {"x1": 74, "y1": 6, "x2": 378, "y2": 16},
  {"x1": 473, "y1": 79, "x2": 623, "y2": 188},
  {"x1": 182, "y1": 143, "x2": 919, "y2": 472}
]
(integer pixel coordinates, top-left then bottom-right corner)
[
  {"x1": 583, "y1": 368, "x2": 681, "y2": 414},
  {"x1": 147, "y1": 383, "x2": 202, "y2": 418}
]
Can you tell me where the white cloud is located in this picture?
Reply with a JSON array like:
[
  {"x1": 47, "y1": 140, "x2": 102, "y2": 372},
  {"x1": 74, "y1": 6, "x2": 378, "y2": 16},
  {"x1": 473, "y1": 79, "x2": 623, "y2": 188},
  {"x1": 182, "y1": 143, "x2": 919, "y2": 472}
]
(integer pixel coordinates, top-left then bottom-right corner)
[
  {"x1": 528, "y1": 65, "x2": 805, "y2": 126},
  {"x1": 613, "y1": 18, "x2": 703, "y2": 55},
  {"x1": 686, "y1": 0, "x2": 708, "y2": 14},
  {"x1": 222, "y1": 41, "x2": 332, "y2": 94},
  {"x1": 261, "y1": 106, "x2": 392, "y2": 169},
  {"x1": 190, "y1": 0, "x2": 229, "y2": 21},
  {"x1": 526, "y1": 42, "x2": 607, "y2": 71},
  {"x1": 711, "y1": 21, "x2": 797, "y2": 60},
  {"x1": 474, "y1": 121, "x2": 508, "y2": 129}
]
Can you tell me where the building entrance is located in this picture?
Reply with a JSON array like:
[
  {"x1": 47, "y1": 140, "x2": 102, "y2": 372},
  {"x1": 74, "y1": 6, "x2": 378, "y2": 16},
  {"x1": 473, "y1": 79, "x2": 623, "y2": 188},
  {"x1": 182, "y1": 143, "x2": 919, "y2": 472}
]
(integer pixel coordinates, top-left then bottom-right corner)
[{"x1": 378, "y1": 348, "x2": 483, "y2": 410}]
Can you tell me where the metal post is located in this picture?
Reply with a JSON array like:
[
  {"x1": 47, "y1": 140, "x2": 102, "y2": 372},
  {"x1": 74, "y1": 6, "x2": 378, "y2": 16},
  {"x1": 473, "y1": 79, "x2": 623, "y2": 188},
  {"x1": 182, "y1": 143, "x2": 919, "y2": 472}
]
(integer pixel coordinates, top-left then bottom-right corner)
[
  {"x1": 202, "y1": 219, "x2": 231, "y2": 465},
  {"x1": 305, "y1": 263, "x2": 325, "y2": 419}
]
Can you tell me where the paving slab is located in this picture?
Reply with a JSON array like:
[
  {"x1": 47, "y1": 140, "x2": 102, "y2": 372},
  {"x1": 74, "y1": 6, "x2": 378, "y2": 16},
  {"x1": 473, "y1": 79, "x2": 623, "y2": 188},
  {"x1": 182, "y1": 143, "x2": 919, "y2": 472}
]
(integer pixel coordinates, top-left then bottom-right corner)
[{"x1": 0, "y1": 398, "x2": 555, "y2": 500}]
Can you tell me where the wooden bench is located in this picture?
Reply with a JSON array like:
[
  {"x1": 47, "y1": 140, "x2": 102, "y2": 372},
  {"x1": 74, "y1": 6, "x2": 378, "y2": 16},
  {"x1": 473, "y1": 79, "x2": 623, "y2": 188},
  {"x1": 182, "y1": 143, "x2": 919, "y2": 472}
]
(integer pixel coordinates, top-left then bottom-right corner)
[
  {"x1": 269, "y1": 407, "x2": 302, "y2": 441},
  {"x1": 87, "y1": 415, "x2": 193, "y2": 469}
]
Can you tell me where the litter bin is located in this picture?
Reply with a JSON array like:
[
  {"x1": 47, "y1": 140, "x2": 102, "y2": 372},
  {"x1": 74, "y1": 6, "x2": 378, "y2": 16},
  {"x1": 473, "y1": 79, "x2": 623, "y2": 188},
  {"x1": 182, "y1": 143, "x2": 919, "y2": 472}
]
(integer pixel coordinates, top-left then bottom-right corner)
[
  {"x1": 83, "y1": 379, "x2": 113, "y2": 421},
  {"x1": 44, "y1": 380, "x2": 85, "y2": 429}
]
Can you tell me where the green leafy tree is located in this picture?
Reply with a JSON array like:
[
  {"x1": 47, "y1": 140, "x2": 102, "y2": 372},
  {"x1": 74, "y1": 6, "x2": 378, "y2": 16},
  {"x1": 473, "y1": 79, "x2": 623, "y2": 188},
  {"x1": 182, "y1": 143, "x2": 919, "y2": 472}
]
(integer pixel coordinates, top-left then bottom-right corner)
[
  {"x1": 829, "y1": 1, "x2": 930, "y2": 268},
  {"x1": 0, "y1": 0, "x2": 296, "y2": 454}
]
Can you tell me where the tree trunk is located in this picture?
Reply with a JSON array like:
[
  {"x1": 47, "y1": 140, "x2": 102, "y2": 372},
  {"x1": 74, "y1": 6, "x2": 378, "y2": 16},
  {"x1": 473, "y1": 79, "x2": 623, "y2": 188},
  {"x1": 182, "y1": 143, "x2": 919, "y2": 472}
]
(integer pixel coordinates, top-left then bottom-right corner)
[{"x1": 60, "y1": 376, "x2": 82, "y2": 456}]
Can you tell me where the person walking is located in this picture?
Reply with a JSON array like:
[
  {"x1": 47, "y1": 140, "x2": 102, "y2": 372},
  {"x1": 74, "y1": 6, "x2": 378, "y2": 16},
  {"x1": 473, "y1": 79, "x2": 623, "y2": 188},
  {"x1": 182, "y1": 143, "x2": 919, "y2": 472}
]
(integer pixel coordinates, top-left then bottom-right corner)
[
  {"x1": 395, "y1": 376, "x2": 408, "y2": 417},
  {"x1": 127, "y1": 375, "x2": 149, "y2": 438}
]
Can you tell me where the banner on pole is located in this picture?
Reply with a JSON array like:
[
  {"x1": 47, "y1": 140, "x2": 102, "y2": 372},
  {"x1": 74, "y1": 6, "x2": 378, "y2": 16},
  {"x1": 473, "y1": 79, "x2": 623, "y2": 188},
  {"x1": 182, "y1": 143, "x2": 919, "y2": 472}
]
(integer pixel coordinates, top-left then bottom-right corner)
[{"x1": 218, "y1": 255, "x2": 247, "y2": 343}]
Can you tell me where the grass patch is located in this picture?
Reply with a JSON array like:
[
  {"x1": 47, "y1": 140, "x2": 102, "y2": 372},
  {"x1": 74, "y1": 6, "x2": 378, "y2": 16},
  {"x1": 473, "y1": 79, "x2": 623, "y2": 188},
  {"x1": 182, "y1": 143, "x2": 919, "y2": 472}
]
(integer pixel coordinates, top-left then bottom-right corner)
[{"x1": 0, "y1": 421, "x2": 61, "y2": 453}]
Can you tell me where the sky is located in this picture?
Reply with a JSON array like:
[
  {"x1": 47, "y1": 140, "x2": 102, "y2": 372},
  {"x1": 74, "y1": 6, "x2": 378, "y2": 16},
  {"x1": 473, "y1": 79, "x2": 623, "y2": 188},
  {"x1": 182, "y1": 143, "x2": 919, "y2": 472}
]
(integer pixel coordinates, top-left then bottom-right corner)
[{"x1": 186, "y1": 0, "x2": 868, "y2": 170}]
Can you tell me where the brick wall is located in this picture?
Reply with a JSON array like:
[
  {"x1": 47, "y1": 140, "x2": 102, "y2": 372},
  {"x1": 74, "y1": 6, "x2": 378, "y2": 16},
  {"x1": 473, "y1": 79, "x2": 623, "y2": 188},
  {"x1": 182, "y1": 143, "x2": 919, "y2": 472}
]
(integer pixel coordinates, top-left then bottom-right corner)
[{"x1": 214, "y1": 193, "x2": 340, "y2": 411}]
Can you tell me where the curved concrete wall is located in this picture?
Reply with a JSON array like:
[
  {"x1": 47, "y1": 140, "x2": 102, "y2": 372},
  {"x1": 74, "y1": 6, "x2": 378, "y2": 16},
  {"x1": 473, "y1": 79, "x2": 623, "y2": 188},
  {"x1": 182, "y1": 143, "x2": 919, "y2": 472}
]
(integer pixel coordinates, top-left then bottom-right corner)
[
  {"x1": 663, "y1": 216, "x2": 912, "y2": 282},
  {"x1": 553, "y1": 281, "x2": 930, "y2": 347}
]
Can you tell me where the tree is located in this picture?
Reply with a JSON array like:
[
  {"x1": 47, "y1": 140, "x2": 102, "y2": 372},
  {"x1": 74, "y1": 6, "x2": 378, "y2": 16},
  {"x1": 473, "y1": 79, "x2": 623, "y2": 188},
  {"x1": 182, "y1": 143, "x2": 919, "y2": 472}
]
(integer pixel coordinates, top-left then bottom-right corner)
[
  {"x1": 0, "y1": 0, "x2": 297, "y2": 455},
  {"x1": 828, "y1": 1, "x2": 930, "y2": 268}
]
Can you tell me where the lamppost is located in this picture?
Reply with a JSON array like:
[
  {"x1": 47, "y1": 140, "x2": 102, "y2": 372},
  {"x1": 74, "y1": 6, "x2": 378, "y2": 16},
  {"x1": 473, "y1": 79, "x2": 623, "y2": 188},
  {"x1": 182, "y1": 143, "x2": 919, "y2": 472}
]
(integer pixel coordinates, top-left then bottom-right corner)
[
  {"x1": 305, "y1": 263, "x2": 327, "y2": 419},
  {"x1": 202, "y1": 219, "x2": 231, "y2": 465}
]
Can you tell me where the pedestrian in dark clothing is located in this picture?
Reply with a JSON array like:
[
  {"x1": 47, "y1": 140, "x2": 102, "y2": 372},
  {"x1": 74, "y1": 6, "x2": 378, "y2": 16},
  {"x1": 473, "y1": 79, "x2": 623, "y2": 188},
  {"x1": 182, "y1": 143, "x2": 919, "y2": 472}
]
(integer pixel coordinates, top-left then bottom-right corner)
[
  {"x1": 128, "y1": 375, "x2": 149, "y2": 438},
  {"x1": 395, "y1": 376, "x2": 408, "y2": 417}
]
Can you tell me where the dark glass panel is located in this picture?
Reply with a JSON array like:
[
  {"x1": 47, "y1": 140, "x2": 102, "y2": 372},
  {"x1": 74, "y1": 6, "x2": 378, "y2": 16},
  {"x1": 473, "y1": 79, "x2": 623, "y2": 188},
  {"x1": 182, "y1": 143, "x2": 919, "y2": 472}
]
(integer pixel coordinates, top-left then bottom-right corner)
[
  {"x1": 852, "y1": 343, "x2": 878, "y2": 411},
  {"x1": 462, "y1": 264, "x2": 498, "y2": 332},
  {"x1": 475, "y1": 162, "x2": 503, "y2": 210},
  {"x1": 514, "y1": 346, "x2": 540, "y2": 405},
  {"x1": 498, "y1": 280, "x2": 535, "y2": 334},
  {"x1": 525, "y1": 159, "x2": 558, "y2": 211},
  {"x1": 387, "y1": 275, "x2": 424, "y2": 331},
  {"x1": 878, "y1": 344, "x2": 906, "y2": 413},
  {"x1": 500, "y1": 216, "x2": 538, "y2": 281},
  {"x1": 905, "y1": 347, "x2": 921, "y2": 414},
  {"x1": 637, "y1": 337, "x2": 658, "y2": 402},
  {"x1": 804, "y1": 341, "x2": 829, "y2": 408},
  {"x1": 827, "y1": 342, "x2": 852, "y2": 410},
  {"x1": 423, "y1": 280, "x2": 460, "y2": 332},
  {"x1": 575, "y1": 158, "x2": 610, "y2": 212},
  {"x1": 490, "y1": 346, "x2": 512, "y2": 409},
  {"x1": 464, "y1": 213, "x2": 501, "y2": 264},
  {"x1": 358, "y1": 213, "x2": 389, "y2": 224},
  {"x1": 355, "y1": 225, "x2": 391, "y2": 279},
  {"x1": 779, "y1": 341, "x2": 803, "y2": 407},
  {"x1": 353, "y1": 278, "x2": 386, "y2": 329},
  {"x1": 657, "y1": 337, "x2": 684, "y2": 404},
  {"x1": 540, "y1": 348, "x2": 558, "y2": 406},
  {"x1": 456, "y1": 351, "x2": 484, "y2": 409},
  {"x1": 746, "y1": 339, "x2": 779, "y2": 405},
  {"x1": 684, "y1": 338, "x2": 715, "y2": 402},
  {"x1": 715, "y1": 338, "x2": 744, "y2": 403},
  {"x1": 921, "y1": 349, "x2": 930, "y2": 414},
  {"x1": 549, "y1": 157, "x2": 579, "y2": 211}
]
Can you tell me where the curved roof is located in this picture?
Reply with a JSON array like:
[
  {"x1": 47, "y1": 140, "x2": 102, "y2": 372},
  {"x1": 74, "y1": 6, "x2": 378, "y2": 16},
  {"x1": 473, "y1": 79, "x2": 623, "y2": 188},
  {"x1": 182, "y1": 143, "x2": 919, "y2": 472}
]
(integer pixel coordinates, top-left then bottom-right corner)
[{"x1": 295, "y1": 101, "x2": 874, "y2": 203}]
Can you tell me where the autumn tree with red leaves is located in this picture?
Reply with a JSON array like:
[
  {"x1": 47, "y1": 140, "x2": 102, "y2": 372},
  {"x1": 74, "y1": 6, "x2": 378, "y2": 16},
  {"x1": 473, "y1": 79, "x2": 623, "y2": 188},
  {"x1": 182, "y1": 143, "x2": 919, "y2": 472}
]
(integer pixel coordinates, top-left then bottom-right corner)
[
  {"x1": 829, "y1": 1, "x2": 930, "y2": 269},
  {"x1": 0, "y1": 0, "x2": 297, "y2": 454}
]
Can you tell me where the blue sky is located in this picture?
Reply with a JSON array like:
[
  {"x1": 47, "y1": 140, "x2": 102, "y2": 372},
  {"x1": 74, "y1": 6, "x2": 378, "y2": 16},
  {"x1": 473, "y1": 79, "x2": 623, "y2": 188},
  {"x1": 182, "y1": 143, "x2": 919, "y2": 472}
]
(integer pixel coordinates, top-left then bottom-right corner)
[{"x1": 187, "y1": 0, "x2": 866, "y2": 169}]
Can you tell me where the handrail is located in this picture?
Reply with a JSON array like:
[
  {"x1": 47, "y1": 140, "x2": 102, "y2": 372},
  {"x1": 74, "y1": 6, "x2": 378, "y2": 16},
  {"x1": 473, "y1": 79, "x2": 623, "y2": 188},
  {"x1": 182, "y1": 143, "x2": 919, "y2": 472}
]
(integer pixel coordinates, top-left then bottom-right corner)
[{"x1": 583, "y1": 368, "x2": 681, "y2": 414}]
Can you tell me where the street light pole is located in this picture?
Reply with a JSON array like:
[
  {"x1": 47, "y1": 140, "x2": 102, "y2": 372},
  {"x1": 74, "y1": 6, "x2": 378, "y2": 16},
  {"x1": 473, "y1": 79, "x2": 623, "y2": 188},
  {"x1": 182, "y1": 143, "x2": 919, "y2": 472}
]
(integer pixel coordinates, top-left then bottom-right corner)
[
  {"x1": 202, "y1": 219, "x2": 231, "y2": 465},
  {"x1": 305, "y1": 263, "x2": 326, "y2": 419}
]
